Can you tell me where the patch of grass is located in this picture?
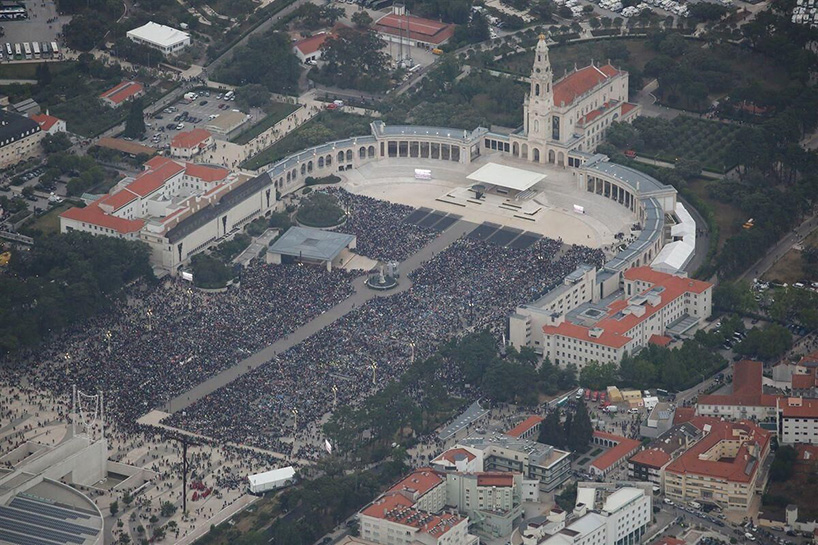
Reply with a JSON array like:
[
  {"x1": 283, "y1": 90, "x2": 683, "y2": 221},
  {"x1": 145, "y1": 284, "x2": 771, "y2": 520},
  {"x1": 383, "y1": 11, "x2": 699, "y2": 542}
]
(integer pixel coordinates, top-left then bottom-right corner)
[
  {"x1": 590, "y1": 448, "x2": 603, "y2": 457},
  {"x1": 0, "y1": 63, "x2": 72, "y2": 80},
  {"x1": 762, "y1": 231, "x2": 818, "y2": 284},
  {"x1": 577, "y1": 457, "x2": 591, "y2": 465},
  {"x1": 231, "y1": 101, "x2": 299, "y2": 145},
  {"x1": 19, "y1": 203, "x2": 72, "y2": 237},
  {"x1": 687, "y1": 177, "x2": 743, "y2": 251},
  {"x1": 241, "y1": 112, "x2": 373, "y2": 171}
]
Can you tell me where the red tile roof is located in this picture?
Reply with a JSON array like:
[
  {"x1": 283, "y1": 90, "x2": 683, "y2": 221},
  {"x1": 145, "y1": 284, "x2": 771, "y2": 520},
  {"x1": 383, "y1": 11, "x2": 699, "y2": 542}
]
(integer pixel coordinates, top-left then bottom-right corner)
[
  {"x1": 172, "y1": 128, "x2": 212, "y2": 149},
  {"x1": 792, "y1": 373, "x2": 816, "y2": 389},
  {"x1": 144, "y1": 155, "x2": 176, "y2": 170},
  {"x1": 629, "y1": 447, "x2": 671, "y2": 469},
  {"x1": 665, "y1": 418, "x2": 771, "y2": 482},
  {"x1": 778, "y1": 397, "x2": 818, "y2": 418},
  {"x1": 127, "y1": 160, "x2": 185, "y2": 197},
  {"x1": 506, "y1": 415, "x2": 544, "y2": 438},
  {"x1": 649, "y1": 334, "x2": 672, "y2": 347},
  {"x1": 543, "y1": 268, "x2": 713, "y2": 349},
  {"x1": 387, "y1": 468, "x2": 443, "y2": 497},
  {"x1": 591, "y1": 431, "x2": 641, "y2": 472},
  {"x1": 796, "y1": 445, "x2": 818, "y2": 462},
  {"x1": 293, "y1": 33, "x2": 329, "y2": 56},
  {"x1": 361, "y1": 493, "x2": 464, "y2": 537},
  {"x1": 375, "y1": 13, "x2": 455, "y2": 45},
  {"x1": 98, "y1": 189, "x2": 139, "y2": 211},
  {"x1": 185, "y1": 163, "x2": 229, "y2": 183},
  {"x1": 476, "y1": 472, "x2": 515, "y2": 487},
  {"x1": 698, "y1": 360, "x2": 778, "y2": 408},
  {"x1": 101, "y1": 81, "x2": 144, "y2": 105},
  {"x1": 60, "y1": 202, "x2": 145, "y2": 234},
  {"x1": 30, "y1": 113, "x2": 61, "y2": 132},
  {"x1": 621, "y1": 102, "x2": 638, "y2": 116},
  {"x1": 673, "y1": 407, "x2": 695, "y2": 425},
  {"x1": 436, "y1": 448, "x2": 476, "y2": 464},
  {"x1": 553, "y1": 64, "x2": 620, "y2": 107}
]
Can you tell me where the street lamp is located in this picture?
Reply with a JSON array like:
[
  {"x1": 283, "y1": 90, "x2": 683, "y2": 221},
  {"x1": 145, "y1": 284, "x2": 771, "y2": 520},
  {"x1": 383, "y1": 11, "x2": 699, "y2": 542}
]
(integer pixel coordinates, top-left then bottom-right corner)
[
  {"x1": 371, "y1": 362, "x2": 378, "y2": 386},
  {"x1": 332, "y1": 384, "x2": 338, "y2": 408},
  {"x1": 104, "y1": 330, "x2": 112, "y2": 354},
  {"x1": 146, "y1": 308, "x2": 153, "y2": 331},
  {"x1": 186, "y1": 288, "x2": 193, "y2": 310},
  {"x1": 291, "y1": 408, "x2": 299, "y2": 431},
  {"x1": 409, "y1": 342, "x2": 415, "y2": 363}
]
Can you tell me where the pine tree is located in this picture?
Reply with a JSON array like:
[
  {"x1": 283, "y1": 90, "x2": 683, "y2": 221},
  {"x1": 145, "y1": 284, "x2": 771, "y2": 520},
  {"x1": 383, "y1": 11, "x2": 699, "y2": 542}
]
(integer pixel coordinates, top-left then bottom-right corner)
[
  {"x1": 538, "y1": 409, "x2": 563, "y2": 448},
  {"x1": 569, "y1": 400, "x2": 593, "y2": 452},
  {"x1": 123, "y1": 98, "x2": 145, "y2": 138},
  {"x1": 563, "y1": 411, "x2": 573, "y2": 448}
]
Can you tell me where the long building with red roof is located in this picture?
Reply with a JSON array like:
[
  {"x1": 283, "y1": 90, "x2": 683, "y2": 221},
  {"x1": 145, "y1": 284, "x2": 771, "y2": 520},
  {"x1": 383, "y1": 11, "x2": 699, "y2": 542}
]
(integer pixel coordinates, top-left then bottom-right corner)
[
  {"x1": 374, "y1": 6, "x2": 455, "y2": 47},
  {"x1": 696, "y1": 359, "x2": 778, "y2": 422},
  {"x1": 589, "y1": 431, "x2": 641, "y2": 478},
  {"x1": 540, "y1": 266, "x2": 712, "y2": 368},
  {"x1": 60, "y1": 156, "x2": 277, "y2": 273},
  {"x1": 664, "y1": 416, "x2": 771, "y2": 509}
]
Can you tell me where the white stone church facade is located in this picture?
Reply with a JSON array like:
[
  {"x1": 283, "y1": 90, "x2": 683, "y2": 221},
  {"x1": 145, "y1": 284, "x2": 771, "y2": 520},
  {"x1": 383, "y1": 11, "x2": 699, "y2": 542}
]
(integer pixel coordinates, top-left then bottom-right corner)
[{"x1": 502, "y1": 35, "x2": 640, "y2": 166}]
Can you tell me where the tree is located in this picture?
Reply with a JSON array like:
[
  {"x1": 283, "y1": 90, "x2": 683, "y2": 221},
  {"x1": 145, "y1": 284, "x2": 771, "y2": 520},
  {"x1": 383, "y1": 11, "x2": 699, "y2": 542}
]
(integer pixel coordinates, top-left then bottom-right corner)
[
  {"x1": 42, "y1": 133, "x2": 72, "y2": 154},
  {"x1": 319, "y1": 28, "x2": 390, "y2": 91},
  {"x1": 236, "y1": 84, "x2": 270, "y2": 110},
  {"x1": 21, "y1": 186, "x2": 34, "y2": 200},
  {"x1": 589, "y1": 17, "x2": 601, "y2": 29},
  {"x1": 35, "y1": 63, "x2": 51, "y2": 87},
  {"x1": 579, "y1": 361, "x2": 618, "y2": 390},
  {"x1": 770, "y1": 445, "x2": 797, "y2": 482},
  {"x1": 123, "y1": 99, "x2": 146, "y2": 139},
  {"x1": 212, "y1": 32, "x2": 301, "y2": 94},
  {"x1": 568, "y1": 401, "x2": 593, "y2": 452},
  {"x1": 122, "y1": 491, "x2": 134, "y2": 506},
  {"x1": 110, "y1": 500, "x2": 119, "y2": 515},
  {"x1": 160, "y1": 501, "x2": 177, "y2": 518},
  {"x1": 62, "y1": 14, "x2": 106, "y2": 51},
  {"x1": 351, "y1": 11, "x2": 373, "y2": 29},
  {"x1": 538, "y1": 409, "x2": 564, "y2": 448}
]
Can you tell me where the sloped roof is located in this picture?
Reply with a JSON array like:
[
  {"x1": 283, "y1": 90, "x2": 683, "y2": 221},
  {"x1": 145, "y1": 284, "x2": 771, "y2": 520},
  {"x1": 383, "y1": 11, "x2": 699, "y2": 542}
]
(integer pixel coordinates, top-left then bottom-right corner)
[
  {"x1": 185, "y1": 163, "x2": 229, "y2": 182},
  {"x1": 553, "y1": 64, "x2": 620, "y2": 107},
  {"x1": 269, "y1": 226, "x2": 355, "y2": 262},
  {"x1": 506, "y1": 415, "x2": 544, "y2": 438},
  {"x1": 60, "y1": 202, "x2": 144, "y2": 234},
  {"x1": 629, "y1": 447, "x2": 671, "y2": 469},
  {"x1": 126, "y1": 160, "x2": 185, "y2": 197},
  {"x1": 172, "y1": 128, "x2": 212, "y2": 149},
  {"x1": 590, "y1": 431, "x2": 640, "y2": 472},
  {"x1": 293, "y1": 33, "x2": 330, "y2": 55},
  {"x1": 100, "y1": 81, "x2": 144, "y2": 105},
  {"x1": 374, "y1": 13, "x2": 455, "y2": 44},
  {"x1": 30, "y1": 113, "x2": 62, "y2": 132}
]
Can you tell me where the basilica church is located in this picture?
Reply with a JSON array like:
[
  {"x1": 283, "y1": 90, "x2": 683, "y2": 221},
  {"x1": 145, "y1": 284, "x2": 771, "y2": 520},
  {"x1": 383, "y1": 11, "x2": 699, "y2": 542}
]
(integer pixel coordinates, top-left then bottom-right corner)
[{"x1": 507, "y1": 34, "x2": 640, "y2": 166}]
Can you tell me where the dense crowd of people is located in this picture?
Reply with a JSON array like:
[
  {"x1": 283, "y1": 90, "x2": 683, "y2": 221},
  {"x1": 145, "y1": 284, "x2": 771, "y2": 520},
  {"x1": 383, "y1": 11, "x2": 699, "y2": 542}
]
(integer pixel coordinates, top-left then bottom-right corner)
[
  {"x1": 168, "y1": 236, "x2": 605, "y2": 455},
  {"x1": 4, "y1": 264, "x2": 357, "y2": 426},
  {"x1": 4, "y1": 189, "x2": 606, "y2": 463},
  {"x1": 325, "y1": 188, "x2": 438, "y2": 261}
]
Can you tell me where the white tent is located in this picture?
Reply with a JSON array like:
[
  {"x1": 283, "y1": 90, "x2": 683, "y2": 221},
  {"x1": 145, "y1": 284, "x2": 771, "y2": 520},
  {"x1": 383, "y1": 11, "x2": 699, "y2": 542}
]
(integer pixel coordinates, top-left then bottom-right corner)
[{"x1": 247, "y1": 466, "x2": 296, "y2": 494}]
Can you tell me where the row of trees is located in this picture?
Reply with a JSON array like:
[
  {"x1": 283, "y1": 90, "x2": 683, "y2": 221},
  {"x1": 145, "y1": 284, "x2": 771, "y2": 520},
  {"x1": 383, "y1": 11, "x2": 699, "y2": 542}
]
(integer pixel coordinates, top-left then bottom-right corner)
[
  {"x1": 578, "y1": 340, "x2": 727, "y2": 392},
  {"x1": 0, "y1": 232, "x2": 153, "y2": 356},
  {"x1": 213, "y1": 32, "x2": 301, "y2": 94}
]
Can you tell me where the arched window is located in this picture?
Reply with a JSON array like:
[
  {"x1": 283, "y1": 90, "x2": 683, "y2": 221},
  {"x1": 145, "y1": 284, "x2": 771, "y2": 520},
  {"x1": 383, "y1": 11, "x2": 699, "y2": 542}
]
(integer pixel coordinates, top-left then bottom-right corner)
[
  {"x1": 286, "y1": 171, "x2": 291, "y2": 182},
  {"x1": 534, "y1": 119, "x2": 539, "y2": 133},
  {"x1": 338, "y1": 151, "x2": 344, "y2": 162},
  {"x1": 359, "y1": 146, "x2": 366, "y2": 158},
  {"x1": 533, "y1": 148, "x2": 540, "y2": 162},
  {"x1": 346, "y1": 149, "x2": 353, "y2": 161},
  {"x1": 301, "y1": 164, "x2": 306, "y2": 175},
  {"x1": 307, "y1": 161, "x2": 313, "y2": 172},
  {"x1": 368, "y1": 145, "x2": 375, "y2": 157},
  {"x1": 535, "y1": 83, "x2": 540, "y2": 96},
  {"x1": 318, "y1": 156, "x2": 324, "y2": 168},
  {"x1": 326, "y1": 154, "x2": 332, "y2": 166}
]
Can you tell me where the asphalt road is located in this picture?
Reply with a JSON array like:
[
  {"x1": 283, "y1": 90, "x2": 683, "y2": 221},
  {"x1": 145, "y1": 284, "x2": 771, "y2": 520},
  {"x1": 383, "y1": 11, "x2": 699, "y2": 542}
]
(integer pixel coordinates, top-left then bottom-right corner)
[{"x1": 737, "y1": 214, "x2": 818, "y2": 282}]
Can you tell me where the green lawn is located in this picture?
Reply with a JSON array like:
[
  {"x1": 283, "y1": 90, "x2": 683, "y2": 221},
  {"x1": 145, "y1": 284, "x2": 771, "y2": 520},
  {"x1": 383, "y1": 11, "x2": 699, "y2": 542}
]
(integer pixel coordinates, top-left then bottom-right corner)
[
  {"x1": 241, "y1": 112, "x2": 373, "y2": 170},
  {"x1": 231, "y1": 101, "x2": 299, "y2": 145},
  {"x1": 19, "y1": 202, "x2": 72, "y2": 237},
  {"x1": 0, "y1": 62, "x2": 73, "y2": 80}
]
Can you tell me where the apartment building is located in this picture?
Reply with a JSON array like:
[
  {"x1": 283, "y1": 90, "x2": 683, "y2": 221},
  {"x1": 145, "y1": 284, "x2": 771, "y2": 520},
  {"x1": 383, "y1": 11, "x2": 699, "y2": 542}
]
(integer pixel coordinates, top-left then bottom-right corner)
[
  {"x1": 663, "y1": 417, "x2": 771, "y2": 510},
  {"x1": 776, "y1": 396, "x2": 818, "y2": 445},
  {"x1": 696, "y1": 360, "x2": 778, "y2": 422}
]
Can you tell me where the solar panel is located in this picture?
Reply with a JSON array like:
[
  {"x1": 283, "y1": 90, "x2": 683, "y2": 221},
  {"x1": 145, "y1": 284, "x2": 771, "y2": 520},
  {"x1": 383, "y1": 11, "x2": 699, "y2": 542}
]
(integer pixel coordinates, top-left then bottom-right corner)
[
  {"x1": 1, "y1": 507, "x2": 96, "y2": 537},
  {"x1": 0, "y1": 527, "x2": 59, "y2": 545},
  {"x1": 10, "y1": 499, "x2": 91, "y2": 521},
  {"x1": 0, "y1": 517, "x2": 85, "y2": 544}
]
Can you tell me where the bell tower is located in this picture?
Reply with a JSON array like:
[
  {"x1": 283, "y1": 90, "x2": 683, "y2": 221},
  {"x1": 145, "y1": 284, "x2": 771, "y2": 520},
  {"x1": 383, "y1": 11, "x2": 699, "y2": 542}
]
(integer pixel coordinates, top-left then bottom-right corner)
[{"x1": 524, "y1": 34, "x2": 553, "y2": 141}]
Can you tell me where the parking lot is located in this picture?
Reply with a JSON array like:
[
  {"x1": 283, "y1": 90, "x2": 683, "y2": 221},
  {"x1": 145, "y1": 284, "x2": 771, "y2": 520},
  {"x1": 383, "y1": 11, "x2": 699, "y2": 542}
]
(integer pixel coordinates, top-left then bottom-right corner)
[
  {"x1": 0, "y1": 0, "x2": 68, "y2": 59},
  {"x1": 147, "y1": 90, "x2": 263, "y2": 150}
]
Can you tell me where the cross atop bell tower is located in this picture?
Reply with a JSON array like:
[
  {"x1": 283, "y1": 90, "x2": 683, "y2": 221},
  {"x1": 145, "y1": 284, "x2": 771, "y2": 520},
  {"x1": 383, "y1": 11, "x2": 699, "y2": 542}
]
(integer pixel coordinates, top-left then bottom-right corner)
[{"x1": 525, "y1": 34, "x2": 553, "y2": 139}]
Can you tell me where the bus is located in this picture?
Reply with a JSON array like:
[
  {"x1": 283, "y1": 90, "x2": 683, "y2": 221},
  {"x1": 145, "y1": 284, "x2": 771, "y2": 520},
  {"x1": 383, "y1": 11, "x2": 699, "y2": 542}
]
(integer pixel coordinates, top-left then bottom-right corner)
[
  {"x1": 4, "y1": 43, "x2": 11, "y2": 57},
  {"x1": 50, "y1": 42, "x2": 59, "y2": 57},
  {"x1": 0, "y1": 4, "x2": 26, "y2": 20},
  {"x1": 41, "y1": 42, "x2": 49, "y2": 58},
  {"x1": 22, "y1": 42, "x2": 31, "y2": 59},
  {"x1": 31, "y1": 41, "x2": 39, "y2": 58},
  {"x1": 13, "y1": 43, "x2": 21, "y2": 59}
]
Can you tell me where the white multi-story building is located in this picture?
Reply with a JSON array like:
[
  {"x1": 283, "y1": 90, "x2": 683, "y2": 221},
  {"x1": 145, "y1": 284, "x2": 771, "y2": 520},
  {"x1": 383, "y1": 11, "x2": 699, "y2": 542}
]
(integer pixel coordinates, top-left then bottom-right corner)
[
  {"x1": 127, "y1": 21, "x2": 191, "y2": 55},
  {"x1": 536, "y1": 267, "x2": 712, "y2": 368},
  {"x1": 445, "y1": 472, "x2": 538, "y2": 538},
  {"x1": 522, "y1": 488, "x2": 651, "y2": 545},
  {"x1": 776, "y1": 397, "x2": 818, "y2": 445},
  {"x1": 359, "y1": 468, "x2": 479, "y2": 545},
  {"x1": 60, "y1": 157, "x2": 277, "y2": 272}
]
